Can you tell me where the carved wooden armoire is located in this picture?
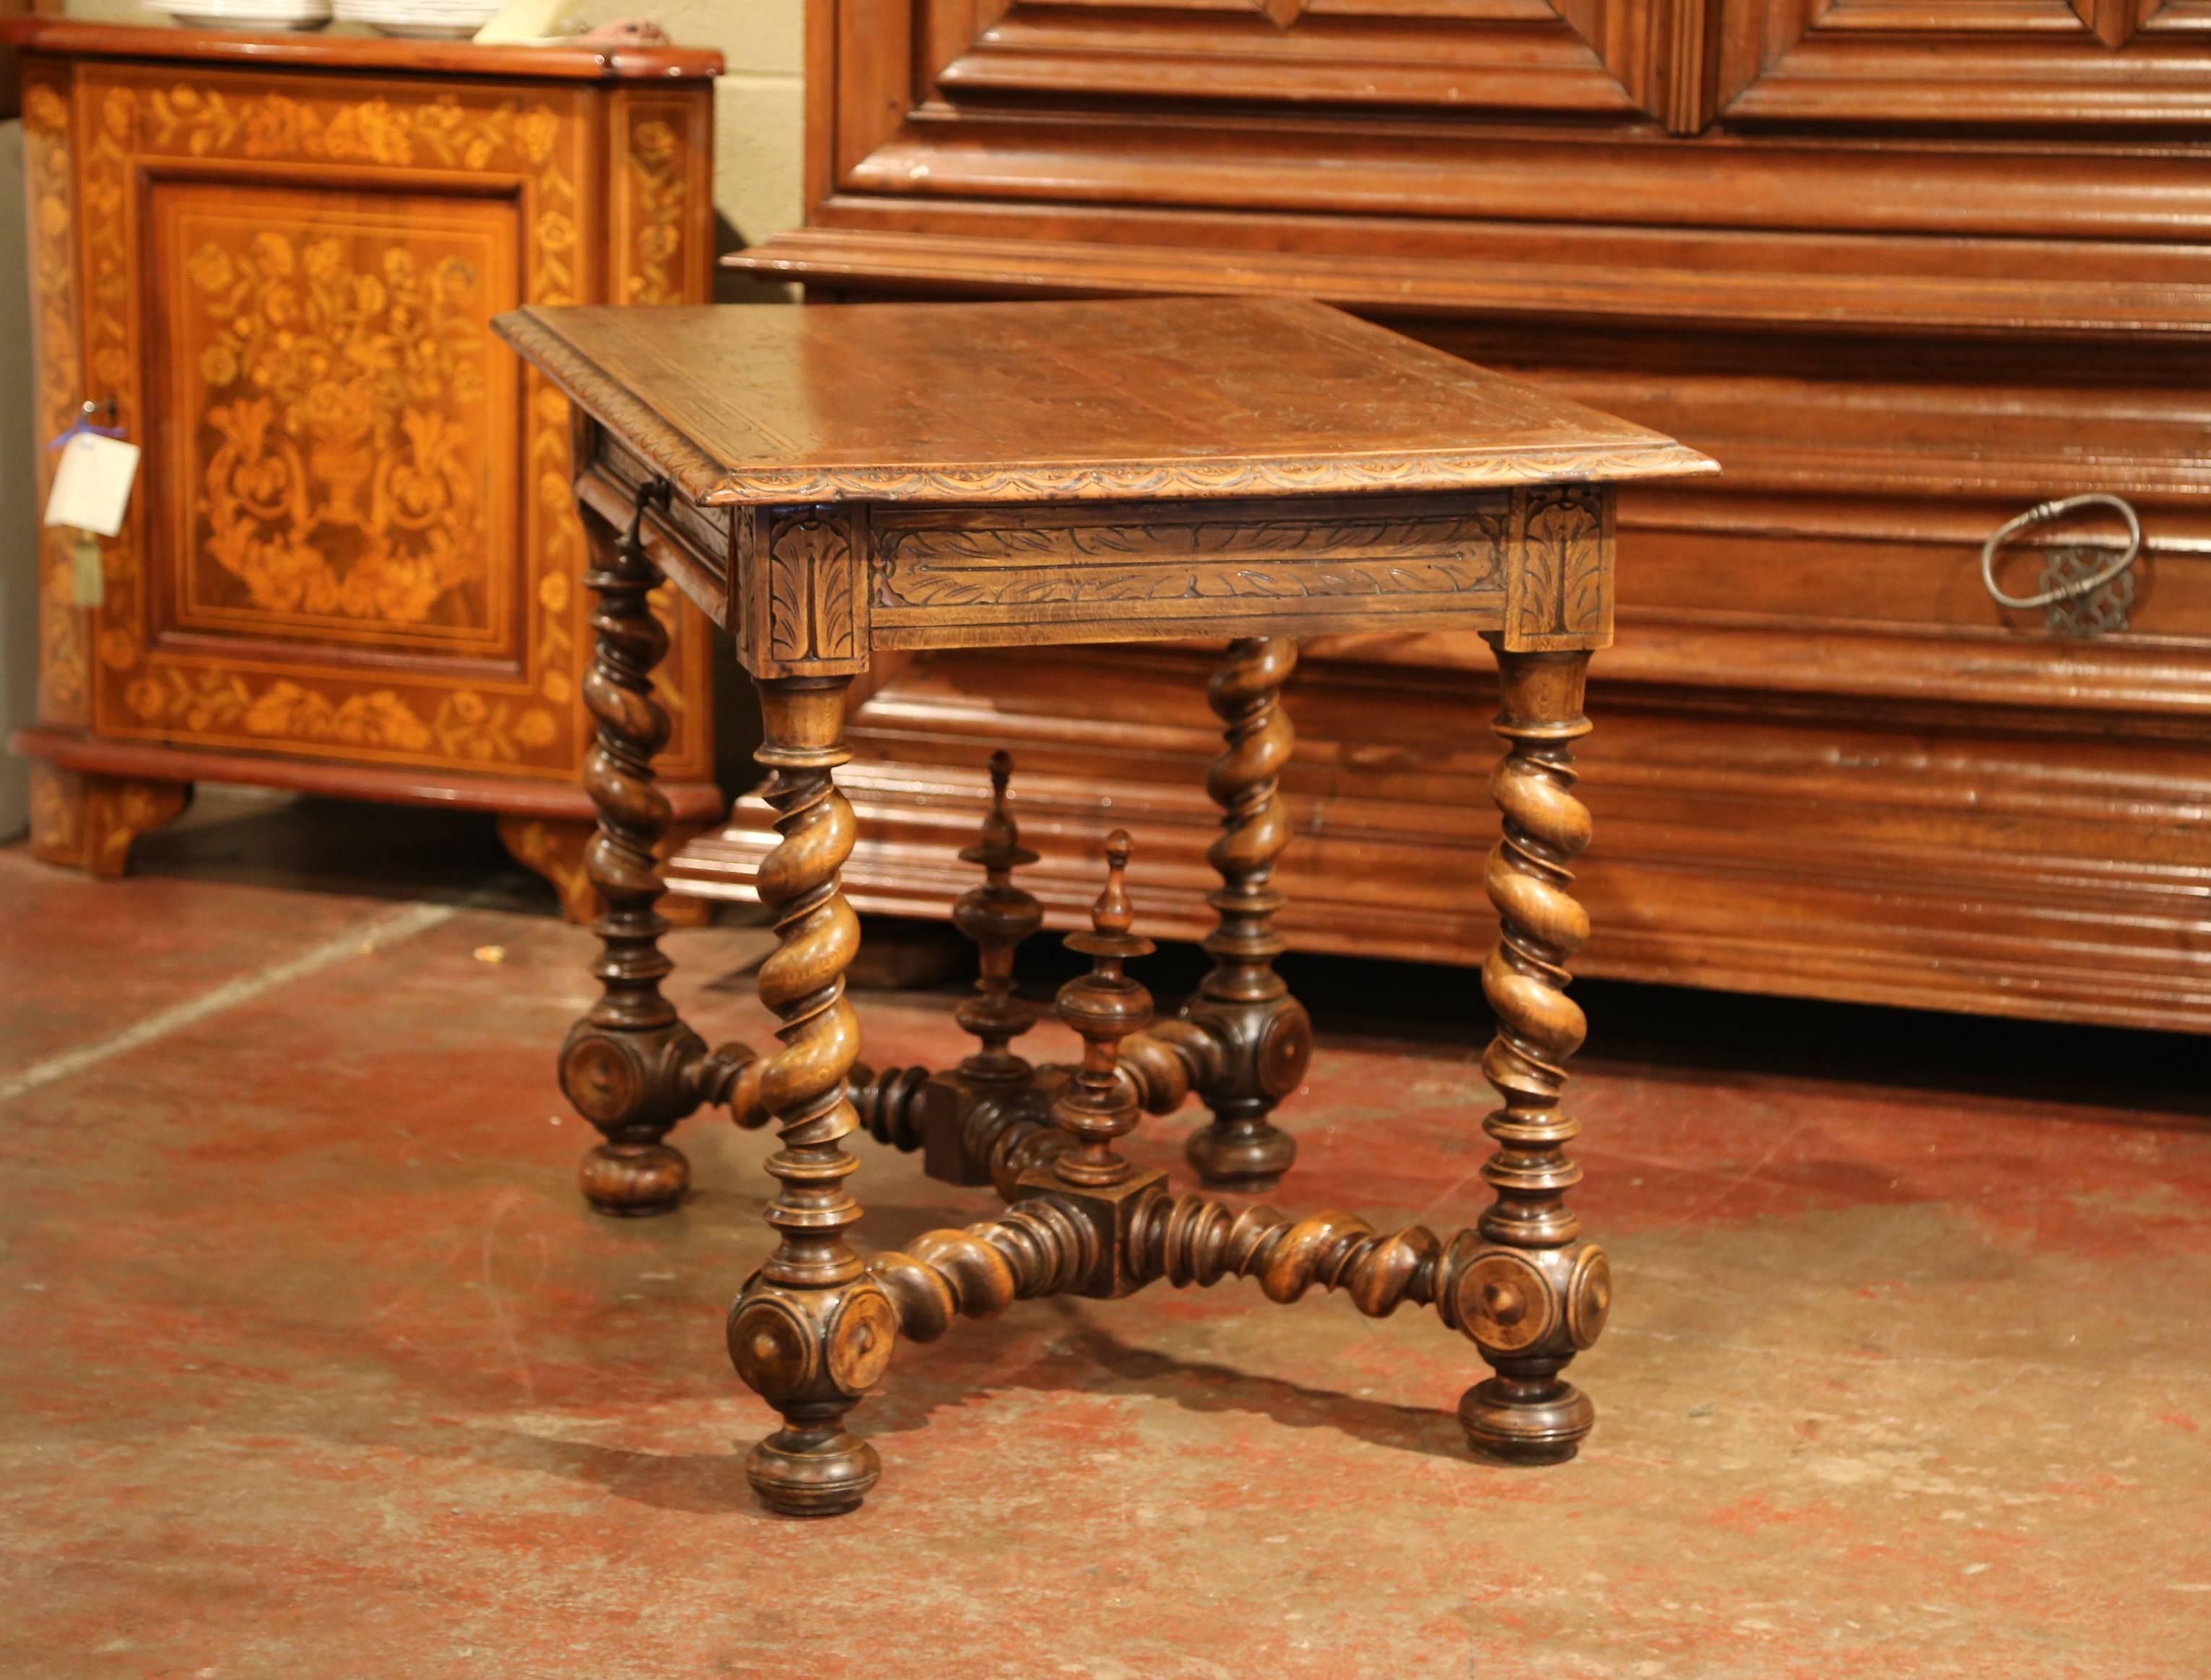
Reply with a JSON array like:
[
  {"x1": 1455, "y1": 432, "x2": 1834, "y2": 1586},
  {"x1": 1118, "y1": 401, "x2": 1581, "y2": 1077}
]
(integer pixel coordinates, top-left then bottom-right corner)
[
  {"x1": 6, "y1": 23, "x2": 722, "y2": 918},
  {"x1": 692, "y1": 0, "x2": 2211, "y2": 1032}
]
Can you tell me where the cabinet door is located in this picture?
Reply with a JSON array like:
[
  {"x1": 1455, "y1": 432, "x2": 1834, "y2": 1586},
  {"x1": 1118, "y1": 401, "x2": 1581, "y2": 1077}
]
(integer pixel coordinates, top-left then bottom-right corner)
[
  {"x1": 1719, "y1": 0, "x2": 2211, "y2": 123},
  {"x1": 146, "y1": 181, "x2": 523, "y2": 673},
  {"x1": 45, "y1": 66, "x2": 708, "y2": 783},
  {"x1": 937, "y1": 0, "x2": 1697, "y2": 116},
  {"x1": 826, "y1": 0, "x2": 1720, "y2": 222}
]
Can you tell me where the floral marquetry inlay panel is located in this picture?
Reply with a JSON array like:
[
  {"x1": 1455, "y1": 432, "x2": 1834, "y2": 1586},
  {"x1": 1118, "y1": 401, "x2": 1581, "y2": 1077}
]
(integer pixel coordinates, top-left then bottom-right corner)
[
  {"x1": 157, "y1": 190, "x2": 517, "y2": 649},
  {"x1": 41, "y1": 61, "x2": 714, "y2": 782},
  {"x1": 610, "y1": 90, "x2": 711, "y2": 308}
]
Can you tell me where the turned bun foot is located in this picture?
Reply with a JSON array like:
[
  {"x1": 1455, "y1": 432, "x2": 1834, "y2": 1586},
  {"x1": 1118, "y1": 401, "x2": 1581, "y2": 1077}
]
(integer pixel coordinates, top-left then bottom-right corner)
[
  {"x1": 1458, "y1": 1375, "x2": 1594, "y2": 1466},
  {"x1": 1185, "y1": 1118, "x2": 1295, "y2": 1193},
  {"x1": 746, "y1": 1428, "x2": 882, "y2": 1518},
  {"x1": 578, "y1": 1141, "x2": 689, "y2": 1216}
]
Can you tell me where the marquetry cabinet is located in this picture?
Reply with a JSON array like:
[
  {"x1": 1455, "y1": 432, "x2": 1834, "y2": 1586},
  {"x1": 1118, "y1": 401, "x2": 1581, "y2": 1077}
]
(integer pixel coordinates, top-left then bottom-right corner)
[
  {"x1": 708, "y1": 0, "x2": 2211, "y2": 1033},
  {"x1": 4, "y1": 23, "x2": 722, "y2": 918}
]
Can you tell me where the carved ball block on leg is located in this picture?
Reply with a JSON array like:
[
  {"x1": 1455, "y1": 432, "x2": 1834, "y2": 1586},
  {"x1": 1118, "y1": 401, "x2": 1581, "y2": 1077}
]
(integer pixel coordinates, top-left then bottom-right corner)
[
  {"x1": 728, "y1": 1271, "x2": 896, "y2": 1517},
  {"x1": 1458, "y1": 638, "x2": 1612, "y2": 1464}
]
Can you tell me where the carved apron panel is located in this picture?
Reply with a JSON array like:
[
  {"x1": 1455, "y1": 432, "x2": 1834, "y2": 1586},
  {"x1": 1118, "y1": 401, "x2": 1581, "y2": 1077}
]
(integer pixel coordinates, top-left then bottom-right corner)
[{"x1": 868, "y1": 493, "x2": 1513, "y2": 650}]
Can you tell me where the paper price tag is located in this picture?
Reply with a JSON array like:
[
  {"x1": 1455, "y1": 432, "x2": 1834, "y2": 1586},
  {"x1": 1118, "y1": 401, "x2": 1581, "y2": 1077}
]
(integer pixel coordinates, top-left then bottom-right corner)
[{"x1": 44, "y1": 432, "x2": 140, "y2": 539}]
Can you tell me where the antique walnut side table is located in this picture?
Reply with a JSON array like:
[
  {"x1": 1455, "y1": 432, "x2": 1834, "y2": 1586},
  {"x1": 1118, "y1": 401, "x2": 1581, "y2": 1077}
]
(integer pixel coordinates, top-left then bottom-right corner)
[{"x1": 493, "y1": 296, "x2": 1716, "y2": 1516}]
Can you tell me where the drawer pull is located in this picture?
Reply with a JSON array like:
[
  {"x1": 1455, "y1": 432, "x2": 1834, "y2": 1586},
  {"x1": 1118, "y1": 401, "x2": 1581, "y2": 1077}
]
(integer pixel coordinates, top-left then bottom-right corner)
[{"x1": 1981, "y1": 492, "x2": 2141, "y2": 636}]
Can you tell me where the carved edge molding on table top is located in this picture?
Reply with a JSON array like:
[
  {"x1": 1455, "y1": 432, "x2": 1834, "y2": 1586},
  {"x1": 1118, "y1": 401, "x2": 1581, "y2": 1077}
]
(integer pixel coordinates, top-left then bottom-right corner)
[{"x1": 701, "y1": 442, "x2": 1711, "y2": 506}]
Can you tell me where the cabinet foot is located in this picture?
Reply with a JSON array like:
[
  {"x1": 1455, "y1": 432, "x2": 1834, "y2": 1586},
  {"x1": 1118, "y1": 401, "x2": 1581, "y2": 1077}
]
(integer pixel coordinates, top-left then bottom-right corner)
[{"x1": 27, "y1": 763, "x2": 191, "y2": 878}]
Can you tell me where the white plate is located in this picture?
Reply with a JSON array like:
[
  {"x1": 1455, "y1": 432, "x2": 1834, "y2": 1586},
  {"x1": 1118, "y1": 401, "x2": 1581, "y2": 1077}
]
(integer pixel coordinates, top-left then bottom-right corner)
[
  {"x1": 146, "y1": 0, "x2": 334, "y2": 12},
  {"x1": 334, "y1": 1, "x2": 502, "y2": 13},
  {"x1": 148, "y1": 0, "x2": 334, "y2": 25},
  {"x1": 332, "y1": 0, "x2": 503, "y2": 30}
]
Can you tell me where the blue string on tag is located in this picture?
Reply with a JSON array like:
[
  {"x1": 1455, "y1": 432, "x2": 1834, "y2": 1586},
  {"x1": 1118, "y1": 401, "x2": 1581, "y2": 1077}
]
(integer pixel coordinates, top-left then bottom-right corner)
[{"x1": 48, "y1": 399, "x2": 124, "y2": 451}]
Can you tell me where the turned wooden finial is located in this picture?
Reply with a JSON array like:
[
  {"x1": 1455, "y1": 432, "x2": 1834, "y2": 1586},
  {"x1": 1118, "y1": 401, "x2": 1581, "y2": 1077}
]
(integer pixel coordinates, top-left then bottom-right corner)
[
  {"x1": 1095, "y1": 829, "x2": 1134, "y2": 935},
  {"x1": 981, "y1": 749, "x2": 1017, "y2": 851},
  {"x1": 1051, "y1": 830, "x2": 1154, "y2": 1186},
  {"x1": 957, "y1": 749, "x2": 1041, "y2": 885},
  {"x1": 952, "y1": 751, "x2": 1044, "y2": 1081}
]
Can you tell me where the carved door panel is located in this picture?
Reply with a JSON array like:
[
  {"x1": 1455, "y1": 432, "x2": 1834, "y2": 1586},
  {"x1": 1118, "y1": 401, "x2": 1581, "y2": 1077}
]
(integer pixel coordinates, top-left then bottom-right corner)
[
  {"x1": 1719, "y1": 0, "x2": 2211, "y2": 122},
  {"x1": 829, "y1": 0, "x2": 1721, "y2": 218},
  {"x1": 59, "y1": 66, "x2": 707, "y2": 781},
  {"x1": 933, "y1": 0, "x2": 1698, "y2": 117}
]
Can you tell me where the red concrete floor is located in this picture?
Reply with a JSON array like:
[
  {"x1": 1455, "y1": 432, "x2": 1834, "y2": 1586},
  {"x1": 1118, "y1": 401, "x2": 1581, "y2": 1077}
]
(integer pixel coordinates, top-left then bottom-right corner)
[{"x1": 3, "y1": 791, "x2": 2209, "y2": 1679}]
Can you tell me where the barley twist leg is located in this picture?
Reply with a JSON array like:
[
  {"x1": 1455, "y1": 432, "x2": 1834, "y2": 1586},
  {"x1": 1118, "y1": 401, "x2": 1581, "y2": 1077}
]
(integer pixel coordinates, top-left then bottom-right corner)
[
  {"x1": 1185, "y1": 637, "x2": 1311, "y2": 1191},
  {"x1": 726, "y1": 675, "x2": 896, "y2": 1517},
  {"x1": 865, "y1": 1199, "x2": 1097, "y2": 1341},
  {"x1": 1128, "y1": 1196, "x2": 1456, "y2": 1315},
  {"x1": 561, "y1": 489, "x2": 752, "y2": 1215},
  {"x1": 1459, "y1": 641, "x2": 1612, "y2": 1464}
]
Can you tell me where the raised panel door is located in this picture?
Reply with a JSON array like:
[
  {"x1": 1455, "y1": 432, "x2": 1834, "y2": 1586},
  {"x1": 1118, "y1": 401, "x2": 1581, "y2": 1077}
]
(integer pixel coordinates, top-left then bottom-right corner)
[
  {"x1": 930, "y1": 0, "x2": 1693, "y2": 117},
  {"x1": 1719, "y1": 0, "x2": 2211, "y2": 121},
  {"x1": 824, "y1": 0, "x2": 1721, "y2": 226}
]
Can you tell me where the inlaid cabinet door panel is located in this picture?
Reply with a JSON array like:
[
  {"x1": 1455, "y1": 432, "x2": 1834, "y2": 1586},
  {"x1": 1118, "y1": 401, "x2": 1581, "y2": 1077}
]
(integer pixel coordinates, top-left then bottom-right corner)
[
  {"x1": 59, "y1": 64, "x2": 711, "y2": 781},
  {"x1": 146, "y1": 183, "x2": 521, "y2": 661},
  {"x1": 1719, "y1": 0, "x2": 2211, "y2": 122}
]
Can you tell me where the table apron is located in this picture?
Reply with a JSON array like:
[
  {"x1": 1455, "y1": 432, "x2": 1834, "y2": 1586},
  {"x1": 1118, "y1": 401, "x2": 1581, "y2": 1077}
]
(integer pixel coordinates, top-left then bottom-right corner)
[{"x1": 581, "y1": 436, "x2": 1614, "y2": 671}]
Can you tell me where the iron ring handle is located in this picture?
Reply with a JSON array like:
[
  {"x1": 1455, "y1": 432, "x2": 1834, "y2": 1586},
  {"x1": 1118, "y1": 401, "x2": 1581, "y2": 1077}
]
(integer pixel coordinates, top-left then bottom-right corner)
[{"x1": 1981, "y1": 493, "x2": 2141, "y2": 612}]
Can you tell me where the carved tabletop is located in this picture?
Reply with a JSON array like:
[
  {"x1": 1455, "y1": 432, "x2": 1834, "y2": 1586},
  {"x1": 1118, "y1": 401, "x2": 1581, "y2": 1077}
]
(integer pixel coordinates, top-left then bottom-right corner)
[
  {"x1": 492, "y1": 295, "x2": 1717, "y2": 1519},
  {"x1": 494, "y1": 295, "x2": 1713, "y2": 674}
]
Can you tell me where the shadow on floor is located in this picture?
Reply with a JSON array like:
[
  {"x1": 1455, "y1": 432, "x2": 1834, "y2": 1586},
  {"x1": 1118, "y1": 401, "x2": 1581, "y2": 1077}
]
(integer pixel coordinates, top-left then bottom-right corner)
[{"x1": 131, "y1": 785, "x2": 562, "y2": 915}]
